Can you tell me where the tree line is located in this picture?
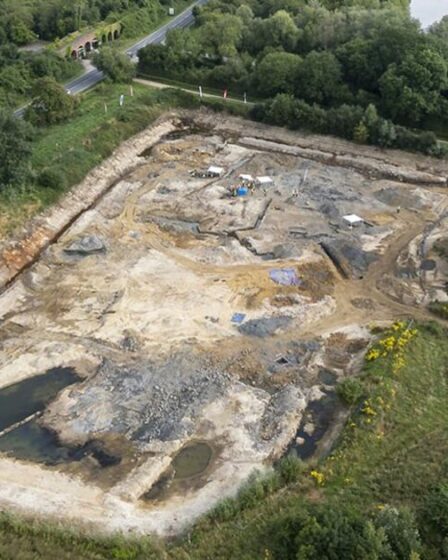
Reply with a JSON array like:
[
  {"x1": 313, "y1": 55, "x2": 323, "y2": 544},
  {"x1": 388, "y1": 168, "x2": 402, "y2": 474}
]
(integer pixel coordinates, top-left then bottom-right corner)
[
  {"x1": 0, "y1": 0, "x2": 174, "y2": 111},
  {"x1": 0, "y1": 0, "x2": 173, "y2": 44},
  {"x1": 137, "y1": 0, "x2": 448, "y2": 154}
]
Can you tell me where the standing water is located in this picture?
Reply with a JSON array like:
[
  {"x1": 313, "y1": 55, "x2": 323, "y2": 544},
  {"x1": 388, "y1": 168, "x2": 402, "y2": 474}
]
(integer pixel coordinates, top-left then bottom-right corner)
[
  {"x1": 0, "y1": 367, "x2": 80, "y2": 464},
  {"x1": 0, "y1": 367, "x2": 79, "y2": 432}
]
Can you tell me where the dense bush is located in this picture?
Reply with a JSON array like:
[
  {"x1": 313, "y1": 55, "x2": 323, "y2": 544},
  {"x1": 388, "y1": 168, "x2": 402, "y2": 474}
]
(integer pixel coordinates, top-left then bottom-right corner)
[
  {"x1": 428, "y1": 302, "x2": 448, "y2": 320},
  {"x1": 336, "y1": 378, "x2": 365, "y2": 406},
  {"x1": 253, "y1": 96, "x2": 447, "y2": 156},
  {"x1": 0, "y1": 110, "x2": 34, "y2": 188},
  {"x1": 25, "y1": 77, "x2": 78, "y2": 126},
  {"x1": 93, "y1": 47, "x2": 136, "y2": 84},
  {"x1": 37, "y1": 168, "x2": 65, "y2": 189}
]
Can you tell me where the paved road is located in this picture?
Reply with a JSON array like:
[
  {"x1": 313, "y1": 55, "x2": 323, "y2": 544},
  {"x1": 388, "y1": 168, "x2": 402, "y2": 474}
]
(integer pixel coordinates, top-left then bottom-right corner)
[{"x1": 14, "y1": 0, "x2": 207, "y2": 117}]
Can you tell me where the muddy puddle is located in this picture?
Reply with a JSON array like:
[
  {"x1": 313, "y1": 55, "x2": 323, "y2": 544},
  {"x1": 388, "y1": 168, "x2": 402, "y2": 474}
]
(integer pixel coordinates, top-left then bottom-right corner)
[
  {"x1": 287, "y1": 392, "x2": 342, "y2": 460},
  {"x1": 0, "y1": 420, "x2": 75, "y2": 464},
  {"x1": 0, "y1": 367, "x2": 81, "y2": 464},
  {"x1": 142, "y1": 442, "x2": 214, "y2": 503},
  {"x1": 0, "y1": 419, "x2": 126, "y2": 469},
  {"x1": 172, "y1": 442, "x2": 212, "y2": 479},
  {"x1": 0, "y1": 367, "x2": 123, "y2": 469},
  {"x1": 0, "y1": 367, "x2": 79, "y2": 433}
]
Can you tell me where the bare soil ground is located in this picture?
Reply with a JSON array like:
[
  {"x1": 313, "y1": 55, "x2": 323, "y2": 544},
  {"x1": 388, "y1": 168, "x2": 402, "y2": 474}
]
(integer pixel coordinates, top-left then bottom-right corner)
[{"x1": 0, "y1": 111, "x2": 447, "y2": 536}]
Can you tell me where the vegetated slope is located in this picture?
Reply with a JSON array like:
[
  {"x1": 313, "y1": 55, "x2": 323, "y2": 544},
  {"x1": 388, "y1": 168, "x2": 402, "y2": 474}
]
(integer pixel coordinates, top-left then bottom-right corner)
[
  {"x1": 1, "y1": 322, "x2": 448, "y2": 559},
  {"x1": 138, "y1": 0, "x2": 448, "y2": 155},
  {"x1": 0, "y1": 0, "x2": 187, "y2": 110},
  {"x1": 0, "y1": 84, "x2": 202, "y2": 236}
]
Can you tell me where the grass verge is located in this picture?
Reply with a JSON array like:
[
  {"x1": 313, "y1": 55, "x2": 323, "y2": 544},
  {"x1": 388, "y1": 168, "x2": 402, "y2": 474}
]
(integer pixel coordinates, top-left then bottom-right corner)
[{"x1": 0, "y1": 83, "x2": 199, "y2": 236}]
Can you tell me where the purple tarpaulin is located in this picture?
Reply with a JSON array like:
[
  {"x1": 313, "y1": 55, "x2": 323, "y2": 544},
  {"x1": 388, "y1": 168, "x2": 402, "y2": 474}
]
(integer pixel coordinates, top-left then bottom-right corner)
[
  {"x1": 231, "y1": 313, "x2": 246, "y2": 324},
  {"x1": 269, "y1": 268, "x2": 302, "y2": 287}
]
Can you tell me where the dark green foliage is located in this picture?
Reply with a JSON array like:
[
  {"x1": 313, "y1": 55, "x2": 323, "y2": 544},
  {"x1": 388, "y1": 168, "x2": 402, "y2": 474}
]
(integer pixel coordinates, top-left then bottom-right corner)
[
  {"x1": 93, "y1": 47, "x2": 136, "y2": 84},
  {"x1": 138, "y1": 0, "x2": 448, "y2": 153},
  {"x1": 337, "y1": 378, "x2": 365, "y2": 406},
  {"x1": 25, "y1": 77, "x2": 78, "y2": 126},
  {"x1": 277, "y1": 455, "x2": 305, "y2": 484},
  {"x1": 37, "y1": 168, "x2": 65, "y2": 189},
  {"x1": 0, "y1": 109, "x2": 34, "y2": 188},
  {"x1": 374, "y1": 506, "x2": 422, "y2": 559},
  {"x1": 428, "y1": 302, "x2": 448, "y2": 320},
  {"x1": 421, "y1": 483, "x2": 448, "y2": 555},
  {"x1": 258, "y1": 95, "x2": 442, "y2": 155},
  {"x1": 267, "y1": 504, "x2": 390, "y2": 560}
]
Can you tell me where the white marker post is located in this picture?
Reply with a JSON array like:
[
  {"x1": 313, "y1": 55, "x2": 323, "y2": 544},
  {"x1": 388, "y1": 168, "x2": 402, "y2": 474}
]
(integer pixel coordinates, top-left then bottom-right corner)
[
  {"x1": 244, "y1": 92, "x2": 247, "y2": 104},
  {"x1": 199, "y1": 85, "x2": 203, "y2": 98},
  {"x1": 130, "y1": 86, "x2": 134, "y2": 97},
  {"x1": 119, "y1": 94, "x2": 124, "y2": 107},
  {"x1": 104, "y1": 103, "x2": 108, "y2": 114}
]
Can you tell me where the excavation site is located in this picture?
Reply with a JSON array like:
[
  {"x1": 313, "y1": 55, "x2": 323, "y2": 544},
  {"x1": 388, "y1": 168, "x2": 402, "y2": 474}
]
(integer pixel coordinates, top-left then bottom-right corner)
[{"x1": 0, "y1": 112, "x2": 447, "y2": 536}]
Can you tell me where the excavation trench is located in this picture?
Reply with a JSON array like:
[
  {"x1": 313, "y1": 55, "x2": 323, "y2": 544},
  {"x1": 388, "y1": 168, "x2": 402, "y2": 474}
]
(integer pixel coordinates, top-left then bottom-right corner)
[{"x1": 0, "y1": 112, "x2": 447, "y2": 535}]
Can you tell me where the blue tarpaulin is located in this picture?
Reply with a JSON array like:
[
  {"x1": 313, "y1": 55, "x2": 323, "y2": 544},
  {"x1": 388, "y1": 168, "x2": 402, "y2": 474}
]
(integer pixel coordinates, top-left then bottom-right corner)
[
  {"x1": 236, "y1": 186, "x2": 248, "y2": 196},
  {"x1": 269, "y1": 268, "x2": 302, "y2": 286},
  {"x1": 231, "y1": 313, "x2": 246, "y2": 324}
]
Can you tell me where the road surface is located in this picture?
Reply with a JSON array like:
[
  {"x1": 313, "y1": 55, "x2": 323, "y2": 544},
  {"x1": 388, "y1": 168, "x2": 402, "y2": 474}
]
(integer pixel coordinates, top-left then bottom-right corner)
[{"x1": 14, "y1": 0, "x2": 208, "y2": 118}]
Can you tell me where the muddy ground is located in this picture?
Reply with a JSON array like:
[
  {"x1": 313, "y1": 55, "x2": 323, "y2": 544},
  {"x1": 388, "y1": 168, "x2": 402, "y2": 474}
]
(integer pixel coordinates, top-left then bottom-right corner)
[{"x1": 0, "y1": 111, "x2": 447, "y2": 536}]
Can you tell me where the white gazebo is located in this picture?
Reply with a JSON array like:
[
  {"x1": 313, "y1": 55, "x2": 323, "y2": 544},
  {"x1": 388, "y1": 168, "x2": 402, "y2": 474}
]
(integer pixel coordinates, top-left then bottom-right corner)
[
  {"x1": 343, "y1": 214, "x2": 364, "y2": 227},
  {"x1": 207, "y1": 166, "x2": 224, "y2": 177},
  {"x1": 255, "y1": 176, "x2": 274, "y2": 186},
  {"x1": 239, "y1": 174, "x2": 254, "y2": 182}
]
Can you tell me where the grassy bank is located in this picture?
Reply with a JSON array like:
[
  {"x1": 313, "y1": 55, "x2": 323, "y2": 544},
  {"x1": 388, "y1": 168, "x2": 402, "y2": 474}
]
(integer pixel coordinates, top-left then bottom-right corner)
[
  {"x1": 0, "y1": 83, "x2": 197, "y2": 236},
  {"x1": 1, "y1": 322, "x2": 448, "y2": 558},
  {"x1": 0, "y1": 81, "x2": 251, "y2": 237}
]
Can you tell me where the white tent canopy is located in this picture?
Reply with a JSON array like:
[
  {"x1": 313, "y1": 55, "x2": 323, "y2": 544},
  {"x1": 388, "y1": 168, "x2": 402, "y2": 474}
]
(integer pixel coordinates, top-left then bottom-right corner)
[
  {"x1": 207, "y1": 166, "x2": 224, "y2": 176},
  {"x1": 239, "y1": 174, "x2": 254, "y2": 182},
  {"x1": 256, "y1": 176, "x2": 273, "y2": 185},
  {"x1": 343, "y1": 214, "x2": 364, "y2": 225}
]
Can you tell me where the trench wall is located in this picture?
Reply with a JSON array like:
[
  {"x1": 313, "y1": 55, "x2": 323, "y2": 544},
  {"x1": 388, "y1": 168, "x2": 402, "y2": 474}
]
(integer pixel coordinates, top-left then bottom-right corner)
[{"x1": 0, "y1": 116, "x2": 180, "y2": 293}]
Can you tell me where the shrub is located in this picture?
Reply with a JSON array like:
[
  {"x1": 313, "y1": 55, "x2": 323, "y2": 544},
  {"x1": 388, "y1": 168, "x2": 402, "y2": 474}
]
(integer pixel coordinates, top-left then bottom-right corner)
[
  {"x1": 423, "y1": 484, "x2": 448, "y2": 535},
  {"x1": 37, "y1": 168, "x2": 66, "y2": 190},
  {"x1": 93, "y1": 47, "x2": 136, "y2": 84},
  {"x1": 238, "y1": 471, "x2": 268, "y2": 509},
  {"x1": 375, "y1": 506, "x2": 422, "y2": 559},
  {"x1": 337, "y1": 378, "x2": 365, "y2": 406},
  {"x1": 277, "y1": 455, "x2": 305, "y2": 484},
  {"x1": 428, "y1": 301, "x2": 448, "y2": 320},
  {"x1": 433, "y1": 238, "x2": 448, "y2": 260},
  {"x1": 208, "y1": 498, "x2": 239, "y2": 522}
]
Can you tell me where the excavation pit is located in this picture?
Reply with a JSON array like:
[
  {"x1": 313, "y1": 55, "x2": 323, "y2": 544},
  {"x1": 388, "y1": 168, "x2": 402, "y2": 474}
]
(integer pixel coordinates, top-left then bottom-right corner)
[{"x1": 0, "y1": 113, "x2": 447, "y2": 536}]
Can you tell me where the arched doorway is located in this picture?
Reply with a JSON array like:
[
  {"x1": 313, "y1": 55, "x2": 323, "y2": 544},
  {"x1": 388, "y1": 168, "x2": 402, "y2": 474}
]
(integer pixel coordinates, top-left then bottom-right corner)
[
  {"x1": 101, "y1": 34, "x2": 106, "y2": 45},
  {"x1": 71, "y1": 50, "x2": 78, "y2": 59},
  {"x1": 85, "y1": 41, "x2": 91, "y2": 53},
  {"x1": 113, "y1": 29, "x2": 119, "y2": 40},
  {"x1": 107, "y1": 31, "x2": 112, "y2": 42}
]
